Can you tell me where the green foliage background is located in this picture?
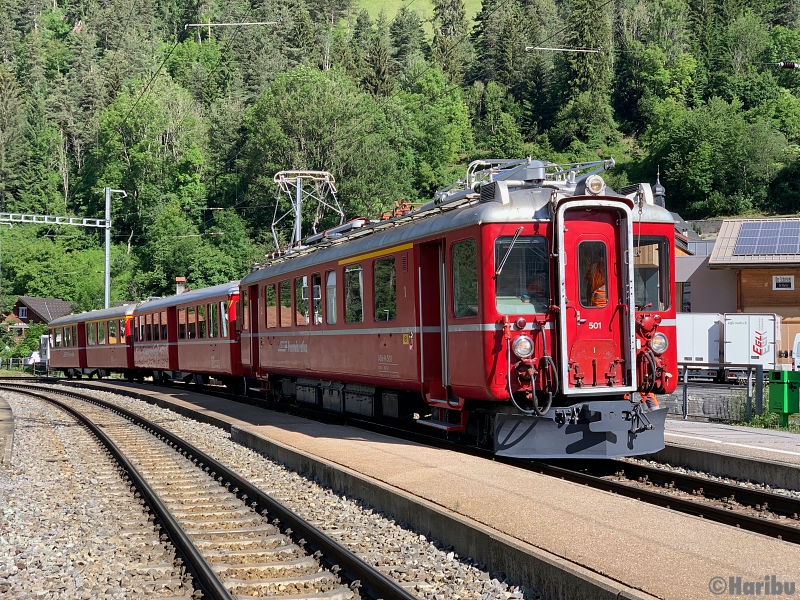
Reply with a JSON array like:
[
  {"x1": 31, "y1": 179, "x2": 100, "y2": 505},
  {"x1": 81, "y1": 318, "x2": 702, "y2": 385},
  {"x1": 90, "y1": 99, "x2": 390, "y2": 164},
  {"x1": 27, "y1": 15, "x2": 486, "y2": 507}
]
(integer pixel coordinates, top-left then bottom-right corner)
[{"x1": 0, "y1": 0, "x2": 799, "y2": 312}]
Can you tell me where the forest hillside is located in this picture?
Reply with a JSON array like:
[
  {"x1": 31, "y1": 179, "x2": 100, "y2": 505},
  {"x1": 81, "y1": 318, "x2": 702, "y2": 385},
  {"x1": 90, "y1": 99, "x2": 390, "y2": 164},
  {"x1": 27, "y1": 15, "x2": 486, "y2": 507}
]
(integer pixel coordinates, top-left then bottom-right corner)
[{"x1": 0, "y1": 0, "x2": 799, "y2": 309}]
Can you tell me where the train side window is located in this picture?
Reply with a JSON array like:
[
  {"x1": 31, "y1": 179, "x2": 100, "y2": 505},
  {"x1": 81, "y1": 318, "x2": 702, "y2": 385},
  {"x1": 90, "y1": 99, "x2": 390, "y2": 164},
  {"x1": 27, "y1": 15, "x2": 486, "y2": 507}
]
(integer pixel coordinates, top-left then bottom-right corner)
[
  {"x1": 633, "y1": 236, "x2": 671, "y2": 311},
  {"x1": 325, "y1": 271, "x2": 337, "y2": 324},
  {"x1": 178, "y1": 309, "x2": 186, "y2": 339},
  {"x1": 453, "y1": 239, "x2": 478, "y2": 317},
  {"x1": 188, "y1": 306, "x2": 196, "y2": 338},
  {"x1": 65, "y1": 326, "x2": 71, "y2": 347},
  {"x1": 311, "y1": 273, "x2": 321, "y2": 325},
  {"x1": 578, "y1": 241, "x2": 609, "y2": 308},
  {"x1": 72, "y1": 326, "x2": 77, "y2": 346},
  {"x1": 345, "y1": 264, "x2": 364, "y2": 323},
  {"x1": 242, "y1": 291, "x2": 249, "y2": 331},
  {"x1": 160, "y1": 311, "x2": 167, "y2": 340},
  {"x1": 87, "y1": 322, "x2": 96, "y2": 346},
  {"x1": 266, "y1": 284, "x2": 277, "y2": 328},
  {"x1": 53, "y1": 328, "x2": 60, "y2": 348},
  {"x1": 220, "y1": 301, "x2": 229, "y2": 337},
  {"x1": 97, "y1": 321, "x2": 105, "y2": 344},
  {"x1": 139, "y1": 316, "x2": 145, "y2": 341},
  {"x1": 279, "y1": 281, "x2": 291, "y2": 327},
  {"x1": 295, "y1": 276, "x2": 309, "y2": 326},
  {"x1": 495, "y1": 236, "x2": 550, "y2": 314},
  {"x1": 120, "y1": 319, "x2": 126, "y2": 343},
  {"x1": 198, "y1": 304, "x2": 207, "y2": 338},
  {"x1": 153, "y1": 313, "x2": 160, "y2": 340},
  {"x1": 108, "y1": 319, "x2": 117, "y2": 344},
  {"x1": 374, "y1": 258, "x2": 396, "y2": 321},
  {"x1": 146, "y1": 313, "x2": 153, "y2": 341},
  {"x1": 209, "y1": 303, "x2": 217, "y2": 338}
]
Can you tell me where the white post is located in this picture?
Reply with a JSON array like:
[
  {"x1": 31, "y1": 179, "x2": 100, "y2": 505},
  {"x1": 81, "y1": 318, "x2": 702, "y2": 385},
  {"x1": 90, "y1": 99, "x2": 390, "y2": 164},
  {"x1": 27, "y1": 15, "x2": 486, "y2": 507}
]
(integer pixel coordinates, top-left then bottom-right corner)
[
  {"x1": 104, "y1": 187, "x2": 111, "y2": 309},
  {"x1": 294, "y1": 178, "x2": 302, "y2": 246}
]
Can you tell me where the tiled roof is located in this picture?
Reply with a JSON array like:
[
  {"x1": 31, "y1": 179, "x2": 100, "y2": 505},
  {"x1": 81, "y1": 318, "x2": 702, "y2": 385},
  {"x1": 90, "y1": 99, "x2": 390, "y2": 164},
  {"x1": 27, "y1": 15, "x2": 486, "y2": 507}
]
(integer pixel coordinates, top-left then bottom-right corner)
[
  {"x1": 17, "y1": 296, "x2": 73, "y2": 322},
  {"x1": 709, "y1": 218, "x2": 800, "y2": 267}
]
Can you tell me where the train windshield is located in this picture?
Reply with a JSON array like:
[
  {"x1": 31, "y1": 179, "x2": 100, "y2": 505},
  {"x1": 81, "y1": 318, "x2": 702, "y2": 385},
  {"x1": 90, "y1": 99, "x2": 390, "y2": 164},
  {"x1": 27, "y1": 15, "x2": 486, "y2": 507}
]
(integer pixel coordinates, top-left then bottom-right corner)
[
  {"x1": 494, "y1": 235, "x2": 550, "y2": 314},
  {"x1": 633, "y1": 236, "x2": 670, "y2": 311}
]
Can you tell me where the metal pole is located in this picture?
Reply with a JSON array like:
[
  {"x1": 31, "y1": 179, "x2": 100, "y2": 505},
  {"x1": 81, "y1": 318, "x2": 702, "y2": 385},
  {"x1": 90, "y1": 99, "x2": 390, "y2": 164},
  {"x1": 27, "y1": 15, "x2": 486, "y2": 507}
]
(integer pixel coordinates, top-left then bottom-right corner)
[
  {"x1": 294, "y1": 179, "x2": 302, "y2": 246},
  {"x1": 755, "y1": 364, "x2": 763, "y2": 415},
  {"x1": 104, "y1": 187, "x2": 111, "y2": 309},
  {"x1": 682, "y1": 365, "x2": 689, "y2": 419},
  {"x1": 746, "y1": 367, "x2": 753, "y2": 422}
]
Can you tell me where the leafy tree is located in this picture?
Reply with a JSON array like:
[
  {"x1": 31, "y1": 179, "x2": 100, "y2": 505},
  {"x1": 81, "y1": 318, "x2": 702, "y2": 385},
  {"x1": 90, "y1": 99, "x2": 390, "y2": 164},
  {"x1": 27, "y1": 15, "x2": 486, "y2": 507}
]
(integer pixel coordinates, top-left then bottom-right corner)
[{"x1": 0, "y1": 66, "x2": 26, "y2": 210}]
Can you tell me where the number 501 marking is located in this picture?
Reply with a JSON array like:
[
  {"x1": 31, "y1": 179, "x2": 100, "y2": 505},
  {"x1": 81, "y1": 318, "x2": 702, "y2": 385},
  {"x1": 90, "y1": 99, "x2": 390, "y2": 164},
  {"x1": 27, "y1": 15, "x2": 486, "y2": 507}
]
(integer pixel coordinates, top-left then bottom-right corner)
[{"x1": 588, "y1": 321, "x2": 602, "y2": 330}]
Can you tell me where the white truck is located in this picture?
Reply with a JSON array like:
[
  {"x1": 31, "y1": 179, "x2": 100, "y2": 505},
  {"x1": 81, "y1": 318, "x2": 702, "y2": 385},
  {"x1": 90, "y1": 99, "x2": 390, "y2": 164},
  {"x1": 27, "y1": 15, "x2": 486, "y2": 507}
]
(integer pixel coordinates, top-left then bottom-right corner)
[{"x1": 677, "y1": 313, "x2": 781, "y2": 381}]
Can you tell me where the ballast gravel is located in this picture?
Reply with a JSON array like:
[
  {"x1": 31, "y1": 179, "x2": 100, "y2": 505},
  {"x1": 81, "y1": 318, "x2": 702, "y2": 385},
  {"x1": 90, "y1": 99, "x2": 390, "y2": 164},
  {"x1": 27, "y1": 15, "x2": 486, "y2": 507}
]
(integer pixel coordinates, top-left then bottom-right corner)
[
  {"x1": 45, "y1": 384, "x2": 539, "y2": 599},
  {"x1": 0, "y1": 392, "x2": 193, "y2": 600}
]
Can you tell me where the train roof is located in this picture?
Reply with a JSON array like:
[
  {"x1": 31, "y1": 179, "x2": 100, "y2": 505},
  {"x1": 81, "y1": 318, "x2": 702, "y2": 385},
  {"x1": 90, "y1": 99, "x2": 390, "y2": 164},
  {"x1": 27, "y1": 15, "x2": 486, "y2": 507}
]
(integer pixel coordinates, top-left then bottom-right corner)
[
  {"x1": 49, "y1": 303, "x2": 136, "y2": 327},
  {"x1": 243, "y1": 158, "x2": 674, "y2": 286},
  {"x1": 133, "y1": 282, "x2": 240, "y2": 313}
]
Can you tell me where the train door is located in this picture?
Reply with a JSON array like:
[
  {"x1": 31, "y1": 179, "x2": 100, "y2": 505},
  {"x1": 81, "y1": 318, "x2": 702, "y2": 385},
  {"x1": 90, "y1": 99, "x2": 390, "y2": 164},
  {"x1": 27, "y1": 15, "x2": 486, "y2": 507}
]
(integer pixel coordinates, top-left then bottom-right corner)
[
  {"x1": 248, "y1": 284, "x2": 260, "y2": 375},
  {"x1": 418, "y1": 241, "x2": 449, "y2": 401},
  {"x1": 556, "y1": 202, "x2": 637, "y2": 395}
]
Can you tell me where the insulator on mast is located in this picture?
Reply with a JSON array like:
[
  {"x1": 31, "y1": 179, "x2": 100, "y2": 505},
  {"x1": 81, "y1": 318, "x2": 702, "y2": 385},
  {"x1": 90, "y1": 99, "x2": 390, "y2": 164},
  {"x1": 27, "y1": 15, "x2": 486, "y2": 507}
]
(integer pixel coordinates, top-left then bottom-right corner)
[{"x1": 777, "y1": 61, "x2": 800, "y2": 69}]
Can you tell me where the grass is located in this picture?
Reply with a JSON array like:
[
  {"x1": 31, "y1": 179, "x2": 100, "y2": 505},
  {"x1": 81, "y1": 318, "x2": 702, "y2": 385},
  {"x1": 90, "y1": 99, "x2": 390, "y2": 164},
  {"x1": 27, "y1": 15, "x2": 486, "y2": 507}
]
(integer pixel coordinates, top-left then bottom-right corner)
[{"x1": 355, "y1": 0, "x2": 483, "y2": 26}]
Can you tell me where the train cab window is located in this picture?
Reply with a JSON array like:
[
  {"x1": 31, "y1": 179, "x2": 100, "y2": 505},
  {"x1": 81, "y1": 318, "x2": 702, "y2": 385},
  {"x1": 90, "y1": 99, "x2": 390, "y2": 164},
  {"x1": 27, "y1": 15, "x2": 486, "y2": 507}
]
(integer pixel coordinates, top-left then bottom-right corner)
[
  {"x1": 633, "y1": 236, "x2": 671, "y2": 311},
  {"x1": 495, "y1": 236, "x2": 550, "y2": 314},
  {"x1": 311, "y1": 273, "x2": 322, "y2": 325},
  {"x1": 188, "y1": 306, "x2": 196, "y2": 338},
  {"x1": 87, "y1": 322, "x2": 96, "y2": 346},
  {"x1": 345, "y1": 264, "x2": 364, "y2": 323},
  {"x1": 578, "y1": 241, "x2": 609, "y2": 308},
  {"x1": 279, "y1": 281, "x2": 291, "y2": 327},
  {"x1": 266, "y1": 284, "x2": 277, "y2": 328},
  {"x1": 160, "y1": 311, "x2": 167, "y2": 340},
  {"x1": 325, "y1": 271, "x2": 337, "y2": 324},
  {"x1": 198, "y1": 305, "x2": 207, "y2": 338},
  {"x1": 295, "y1": 277, "x2": 309, "y2": 326},
  {"x1": 453, "y1": 239, "x2": 478, "y2": 317},
  {"x1": 220, "y1": 301, "x2": 229, "y2": 337},
  {"x1": 374, "y1": 258, "x2": 396, "y2": 321},
  {"x1": 178, "y1": 309, "x2": 186, "y2": 339},
  {"x1": 108, "y1": 320, "x2": 117, "y2": 344},
  {"x1": 209, "y1": 303, "x2": 218, "y2": 338}
]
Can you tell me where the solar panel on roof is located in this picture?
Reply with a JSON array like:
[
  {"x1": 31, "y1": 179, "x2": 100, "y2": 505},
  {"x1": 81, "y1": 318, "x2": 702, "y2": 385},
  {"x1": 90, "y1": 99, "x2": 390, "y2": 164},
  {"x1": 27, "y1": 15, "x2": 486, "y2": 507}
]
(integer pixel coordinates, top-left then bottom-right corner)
[{"x1": 732, "y1": 221, "x2": 800, "y2": 256}]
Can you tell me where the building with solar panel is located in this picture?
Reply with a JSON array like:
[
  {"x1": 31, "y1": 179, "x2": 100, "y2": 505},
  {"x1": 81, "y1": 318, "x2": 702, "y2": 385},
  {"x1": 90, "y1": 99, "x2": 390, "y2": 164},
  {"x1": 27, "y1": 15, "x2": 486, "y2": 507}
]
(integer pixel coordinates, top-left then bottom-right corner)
[{"x1": 704, "y1": 218, "x2": 800, "y2": 365}]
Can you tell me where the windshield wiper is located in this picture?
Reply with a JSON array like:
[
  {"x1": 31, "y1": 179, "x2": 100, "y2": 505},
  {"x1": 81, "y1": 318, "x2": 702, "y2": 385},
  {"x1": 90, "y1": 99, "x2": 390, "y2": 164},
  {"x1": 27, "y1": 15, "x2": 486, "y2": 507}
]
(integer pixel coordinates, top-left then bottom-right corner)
[{"x1": 494, "y1": 226, "x2": 524, "y2": 278}]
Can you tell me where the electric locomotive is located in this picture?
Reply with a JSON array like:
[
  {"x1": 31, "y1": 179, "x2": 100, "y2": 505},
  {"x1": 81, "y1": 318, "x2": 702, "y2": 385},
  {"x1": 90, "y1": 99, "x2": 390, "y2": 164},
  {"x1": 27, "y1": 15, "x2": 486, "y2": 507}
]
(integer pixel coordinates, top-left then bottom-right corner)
[{"x1": 237, "y1": 158, "x2": 676, "y2": 458}]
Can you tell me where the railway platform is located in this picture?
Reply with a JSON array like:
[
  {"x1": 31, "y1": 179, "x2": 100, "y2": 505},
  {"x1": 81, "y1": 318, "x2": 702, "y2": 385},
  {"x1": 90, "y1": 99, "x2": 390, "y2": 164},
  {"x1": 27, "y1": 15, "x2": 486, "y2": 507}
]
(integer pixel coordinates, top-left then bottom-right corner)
[
  {"x1": 45, "y1": 380, "x2": 800, "y2": 600},
  {"x1": 0, "y1": 395, "x2": 13, "y2": 469},
  {"x1": 652, "y1": 418, "x2": 800, "y2": 490}
]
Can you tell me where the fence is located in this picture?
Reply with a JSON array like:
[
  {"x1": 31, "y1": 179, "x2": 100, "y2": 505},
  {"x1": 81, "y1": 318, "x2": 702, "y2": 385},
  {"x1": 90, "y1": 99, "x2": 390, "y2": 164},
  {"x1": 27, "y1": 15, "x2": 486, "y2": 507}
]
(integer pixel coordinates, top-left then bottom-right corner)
[
  {"x1": 0, "y1": 358, "x2": 48, "y2": 376},
  {"x1": 665, "y1": 364, "x2": 765, "y2": 422}
]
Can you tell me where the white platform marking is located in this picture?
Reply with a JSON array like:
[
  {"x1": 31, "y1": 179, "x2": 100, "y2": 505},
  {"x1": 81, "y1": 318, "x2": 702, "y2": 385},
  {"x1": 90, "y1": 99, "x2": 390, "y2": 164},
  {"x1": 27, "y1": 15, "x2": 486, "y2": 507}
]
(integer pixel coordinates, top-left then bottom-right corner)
[{"x1": 666, "y1": 432, "x2": 800, "y2": 457}]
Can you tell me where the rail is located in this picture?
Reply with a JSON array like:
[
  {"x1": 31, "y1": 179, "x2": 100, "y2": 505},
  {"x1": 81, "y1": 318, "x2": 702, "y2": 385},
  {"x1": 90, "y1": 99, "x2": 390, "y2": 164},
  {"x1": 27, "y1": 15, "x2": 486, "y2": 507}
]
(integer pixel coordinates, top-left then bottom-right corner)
[{"x1": 0, "y1": 382, "x2": 418, "y2": 600}]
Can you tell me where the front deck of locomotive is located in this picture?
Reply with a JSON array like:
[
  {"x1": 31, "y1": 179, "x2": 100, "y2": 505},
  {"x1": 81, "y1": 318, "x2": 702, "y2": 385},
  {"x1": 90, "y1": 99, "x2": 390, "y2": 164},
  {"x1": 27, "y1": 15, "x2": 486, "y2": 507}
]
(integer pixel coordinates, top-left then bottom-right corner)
[{"x1": 451, "y1": 159, "x2": 673, "y2": 459}]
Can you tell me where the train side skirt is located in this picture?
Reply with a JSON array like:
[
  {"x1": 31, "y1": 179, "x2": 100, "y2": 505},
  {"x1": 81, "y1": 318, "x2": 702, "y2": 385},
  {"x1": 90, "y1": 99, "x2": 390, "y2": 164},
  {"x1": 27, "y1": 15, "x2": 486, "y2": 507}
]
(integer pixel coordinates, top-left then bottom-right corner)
[{"x1": 494, "y1": 401, "x2": 668, "y2": 459}]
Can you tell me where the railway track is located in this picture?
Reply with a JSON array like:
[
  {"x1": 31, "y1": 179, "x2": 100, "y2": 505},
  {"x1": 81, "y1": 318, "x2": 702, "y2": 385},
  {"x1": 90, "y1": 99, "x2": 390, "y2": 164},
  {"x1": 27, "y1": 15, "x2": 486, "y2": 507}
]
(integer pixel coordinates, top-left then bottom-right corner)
[
  {"x1": 0, "y1": 383, "x2": 417, "y2": 600},
  {"x1": 12, "y1": 377, "x2": 800, "y2": 546}
]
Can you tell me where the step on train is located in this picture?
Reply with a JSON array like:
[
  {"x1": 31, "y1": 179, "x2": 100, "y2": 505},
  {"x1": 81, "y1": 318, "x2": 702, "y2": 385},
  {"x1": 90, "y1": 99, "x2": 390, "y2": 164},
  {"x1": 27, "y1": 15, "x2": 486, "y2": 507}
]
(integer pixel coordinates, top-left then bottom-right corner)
[{"x1": 48, "y1": 158, "x2": 677, "y2": 458}]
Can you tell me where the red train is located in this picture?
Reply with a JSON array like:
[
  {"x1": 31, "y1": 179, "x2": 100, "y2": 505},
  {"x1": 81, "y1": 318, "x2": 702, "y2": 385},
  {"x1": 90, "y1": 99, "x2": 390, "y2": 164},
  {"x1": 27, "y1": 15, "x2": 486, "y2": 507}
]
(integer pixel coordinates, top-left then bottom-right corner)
[{"x1": 48, "y1": 158, "x2": 676, "y2": 458}]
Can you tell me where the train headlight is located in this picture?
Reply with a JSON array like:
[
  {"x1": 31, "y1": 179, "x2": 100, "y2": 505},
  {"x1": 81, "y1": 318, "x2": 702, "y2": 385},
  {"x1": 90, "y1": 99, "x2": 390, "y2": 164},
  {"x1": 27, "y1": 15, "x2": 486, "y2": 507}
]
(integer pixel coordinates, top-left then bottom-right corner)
[
  {"x1": 512, "y1": 335, "x2": 534, "y2": 359},
  {"x1": 649, "y1": 332, "x2": 669, "y2": 355},
  {"x1": 585, "y1": 174, "x2": 605, "y2": 195}
]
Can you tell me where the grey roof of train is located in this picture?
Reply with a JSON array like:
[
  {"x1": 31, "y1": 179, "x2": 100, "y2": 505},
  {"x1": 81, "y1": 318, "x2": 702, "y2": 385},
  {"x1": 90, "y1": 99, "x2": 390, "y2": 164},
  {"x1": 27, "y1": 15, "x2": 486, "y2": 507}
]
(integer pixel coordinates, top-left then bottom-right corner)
[
  {"x1": 132, "y1": 282, "x2": 239, "y2": 313},
  {"x1": 49, "y1": 303, "x2": 136, "y2": 327},
  {"x1": 242, "y1": 186, "x2": 674, "y2": 285}
]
